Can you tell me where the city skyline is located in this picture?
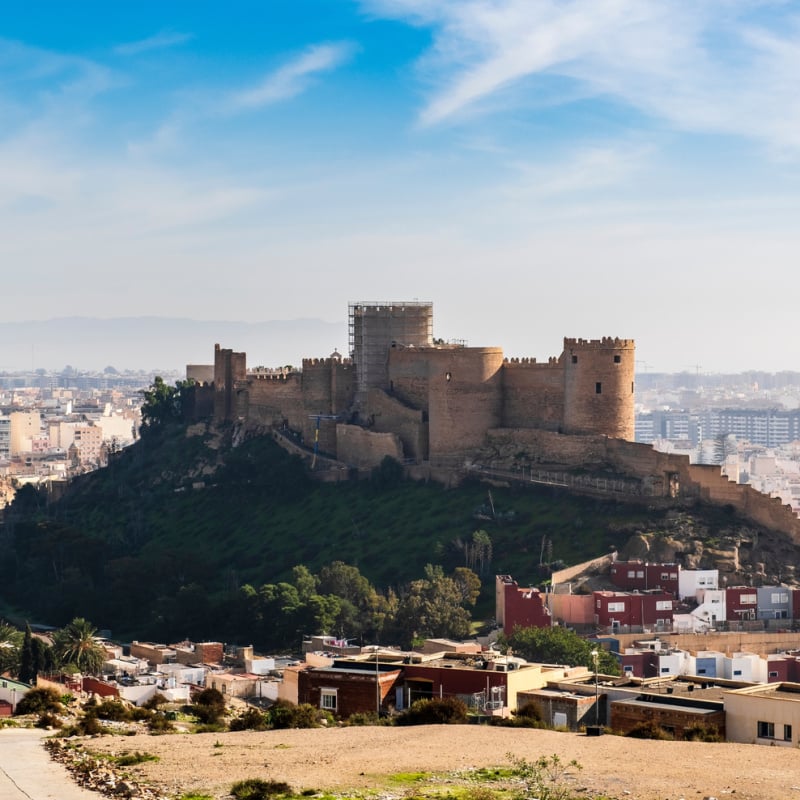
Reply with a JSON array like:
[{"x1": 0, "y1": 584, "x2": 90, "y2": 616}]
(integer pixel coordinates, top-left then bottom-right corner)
[{"x1": 2, "y1": 2, "x2": 800, "y2": 373}]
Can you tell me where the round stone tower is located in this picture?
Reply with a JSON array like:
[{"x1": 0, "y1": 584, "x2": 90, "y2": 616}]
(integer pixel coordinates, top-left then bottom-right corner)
[{"x1": 562, "y1": 337, "x2": 635, "y2": 440}]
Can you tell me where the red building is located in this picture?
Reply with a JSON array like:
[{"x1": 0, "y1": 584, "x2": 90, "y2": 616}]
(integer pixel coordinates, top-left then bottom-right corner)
[
  {"x1": 495, "y1": 575, "x2": 551, "y2": 636},
  {"x1": 725, "y1": 587, "x2": 758, "y2": 622},
  {"x1": 297, "y1": 662, "x2": 402, "y2": 718},
  {"x1": 593, "y1": 590, "x2": 674, "y2": 632},
  {"x1": 609, "y1": 561, "x2": 680, "y2": 596}
]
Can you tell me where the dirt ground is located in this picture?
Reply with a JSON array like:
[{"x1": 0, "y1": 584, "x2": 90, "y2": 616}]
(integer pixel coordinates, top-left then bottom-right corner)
[{"x1": 83, "y1": 724, "x2": 800, "y2": 800}]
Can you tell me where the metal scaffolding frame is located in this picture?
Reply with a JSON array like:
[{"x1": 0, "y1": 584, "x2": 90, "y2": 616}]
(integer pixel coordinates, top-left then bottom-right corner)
[{"x1": 348, "y1": 301, "x2": 433, "y2": 396}]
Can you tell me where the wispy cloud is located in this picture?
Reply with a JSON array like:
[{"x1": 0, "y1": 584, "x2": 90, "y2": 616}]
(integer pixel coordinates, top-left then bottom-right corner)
[
  {"x1": 229, "y1": 42, "x2": 355, "y2": 111},
  {"x1": 360, "y1": 0, "x2": 800, "y2": 151},
  {"x1": 114, "y1": 31, "x2": 193, "y2": 56}
]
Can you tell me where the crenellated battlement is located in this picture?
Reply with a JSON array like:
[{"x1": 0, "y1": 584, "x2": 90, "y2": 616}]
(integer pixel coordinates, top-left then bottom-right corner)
[
  {"x1": 503, "y1": 356, "x2": 560, "y2": 367},
  {"x1": 248, "y1": 371, "x2": 300, "y2": 382},
  {"x1": 302, "y1": 357, "x2": 354, "y2": 368},
  {"x1": 563, "y1": 336, "x2": 635, "y2": 349}
]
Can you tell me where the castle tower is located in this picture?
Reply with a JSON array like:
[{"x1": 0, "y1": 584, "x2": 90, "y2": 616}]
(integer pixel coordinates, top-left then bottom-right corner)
[
  {"x1": 349, "y1": 301, "x2": 433, "y2": 398},
  {"x1": 562, "y1": 337, "x2": 635, "y2": 439}
]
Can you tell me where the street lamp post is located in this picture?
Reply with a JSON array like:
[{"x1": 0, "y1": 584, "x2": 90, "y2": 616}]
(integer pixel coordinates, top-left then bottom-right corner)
[{"x1": 591, "y1": 649, "x2": 599, "y2": 727}]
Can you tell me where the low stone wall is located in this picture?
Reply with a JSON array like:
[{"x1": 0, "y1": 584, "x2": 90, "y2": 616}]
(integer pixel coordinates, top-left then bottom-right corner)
[{"x1": 336, "y1": 424, "x2": 403, "y2": 469}]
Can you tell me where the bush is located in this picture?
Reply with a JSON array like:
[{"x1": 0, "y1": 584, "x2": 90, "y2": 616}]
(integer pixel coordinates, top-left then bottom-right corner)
[
  {"x1": 490, "y1": 701, "x2": 545, "y2": 728},
  {"x1": 94, "y1": 699, "x2": 133, "y2": 721},
  {"x1": 395, "y1": 697, "x2": 468, "y2": 726},
  {"x1": 682, "y1": 723, "x2": 722, "y2": 742},
  {"x1": 267, "y1": 701, "x2": 318, "y2": 730},
  {"x1": 230, "y1": 778, "x2": 292, "y2": 800},
  {"x1": 36, "y1": 712, "x2": 62, "y2": 729},
  {"x1": 625, "y1": 720, "x2": 674, "y2": 740},
  {"x1": 506, "y1": 752, "x2": 582, "y2": 800},
  {"x1": 14, "y1": 687, "x2": 63, "y2": 716},
  {"x1": 230, "y1": 707, "x2": 269, "y2": 731},
  {"x1": 192, "y1": 688, "x2": 226, "y2": 724},
  {"x1": 147, "y1": 713, "x2": 175, "y2": 734}
]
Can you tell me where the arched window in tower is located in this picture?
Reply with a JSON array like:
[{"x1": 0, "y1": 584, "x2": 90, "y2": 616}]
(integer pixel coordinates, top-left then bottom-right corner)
[{"x1": 596, "y1": 382, "x2": 602, "y2": 394}]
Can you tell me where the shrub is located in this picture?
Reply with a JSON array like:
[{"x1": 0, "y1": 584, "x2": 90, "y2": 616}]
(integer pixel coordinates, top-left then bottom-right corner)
[
  {"x1": 14, "y1": 687, "x2": 63, "y2": 716},
  {"x1": 490, "y1": 701, "x2": 545, "y2": 728},
  {"x1": 395, "y1": 697, "x2": 468, "y2": 726},
  {"x1": 506, "y1": 752, "x2": 582, "y2": 800},
  {"x1": 113, "y1": 751, "x2": 159, "y2": 766},
  {"x1": 682, "y1": 723, "x2": 722, "y2": 742},
  {"x1": 230, "y1": 707, "x2": 269, "y2": 732},
  {"x1": 143, "y1": 692, "x2": 168, "y2": 710},
  {"x1": 625, "y1": 720, "x2": 674, "y2": 740},
  {"x1": 192, "y1": 688, "x2": 226, "y2": 724},
  {"x1": 36, "y1": 712, "x2": 62, "y2": 729},
  {"x1": 267, "y1": 701, "x2": 318, "y2": 730},
  {"x1": 230, "y1": 778, "x2": 292, "y2": 800},
  {"x1": 147, "y1": 713, "x2": 175, "y2": 734},
  {"x1": 94, "y1": 699, "x2": 133, "y2": 721}
]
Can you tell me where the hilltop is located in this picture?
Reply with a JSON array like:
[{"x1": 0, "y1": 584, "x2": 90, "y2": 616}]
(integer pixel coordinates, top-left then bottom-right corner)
[{"x1": 2, "y1": 419, "x2": 799, "y2": 645}]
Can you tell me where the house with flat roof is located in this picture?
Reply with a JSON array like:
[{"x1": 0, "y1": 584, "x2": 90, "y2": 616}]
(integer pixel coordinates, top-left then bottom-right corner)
[{"x1": 724, "y1": 682, "x2": 800, "y2": 746}]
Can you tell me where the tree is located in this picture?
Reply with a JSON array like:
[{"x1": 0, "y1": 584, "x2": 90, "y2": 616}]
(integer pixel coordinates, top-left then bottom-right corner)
[
  {"x1": 0, "y1": 621, "x2": 22, "y2": 677},
  {"x1": 18, "y1": 624, "x2": 35, "y2": 684},
  {"x1": 52, "y1": 617, "x2": 106, "y2": 675},
  {"x1": 393, "y1": 564, "x2": 477, "y2": 646},
  {"x1": 140, "y1": 377, "x2": 192, "y2": 433},
  {"x1": 503, "y1": 626, "x2": 619, "y2": 675}
]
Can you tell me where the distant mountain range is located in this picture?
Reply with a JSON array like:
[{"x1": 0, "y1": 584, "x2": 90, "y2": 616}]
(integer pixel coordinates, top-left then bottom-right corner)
[{"x1": 0, "y1": 317, "x2": 346, "y2": 373}]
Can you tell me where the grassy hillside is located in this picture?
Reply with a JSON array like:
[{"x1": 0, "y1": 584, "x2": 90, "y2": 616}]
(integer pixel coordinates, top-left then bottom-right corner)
[{"x1": 0, "y1": 421, "x2": 691, "y2": 643}]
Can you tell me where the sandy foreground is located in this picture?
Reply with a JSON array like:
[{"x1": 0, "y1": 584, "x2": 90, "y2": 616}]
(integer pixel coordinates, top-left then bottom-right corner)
[{"x1": 81, "y1": 725, "x2": 800, "y2": 800}]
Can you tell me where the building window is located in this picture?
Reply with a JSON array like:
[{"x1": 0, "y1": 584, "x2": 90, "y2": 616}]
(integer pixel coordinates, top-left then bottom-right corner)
[
  {"x1": 661, "y1": 573, "x2": 669, "y2": 580},
  {"x1": 614, "y1": 355, "x2": 621, "y2": 363},
  {"x1": 769, "y1": 671, "x2": 779, "y2": 678},
  {"x1": 660, "y1": 667, "x2": 670, "y2": 673},
  {"x1": 607, "y1": 601, "x2": 625, "y2": 612},
  {"x1": 784, "y1": 724, "x2": 792, "y2": 741},
  {"x1": 627, "y1": 570, "x2": 635, "y2": 578},
  {"x1": 741, "y1": 594, "x2": 757, "y2": 604},
  {"x1": 320, "y1": 689, "x2": 337, "y2": 712},
  {"x1": 733, "y1": 669, "x2": 742, "y2": 676},
  {"x1": 697, "y1": 668, "x2": 707, "y2": 675},
  {"x1": 656, "y1": 601, "x2": 672, "y2": 611},
  {"x1": 595, "y1": 382, "x2": 602, "y2": 394},
  {"x1": 758, "y1": 720, "x2": 775, "y2": 739},
  {"x1": 445, "y1": 372, "x2": 451, "y2": 382},
  {"x1": 572, "y1": 355, "x2": 578, "y2": 364}
]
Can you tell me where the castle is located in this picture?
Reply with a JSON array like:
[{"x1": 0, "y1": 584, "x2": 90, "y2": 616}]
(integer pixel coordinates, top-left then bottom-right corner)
[
  {"x1": 187, "y1": 300, "x2": 800, "y2": 546},
  {"x1": 191, "y1": 301, "x2": 635, "y2": 468}
]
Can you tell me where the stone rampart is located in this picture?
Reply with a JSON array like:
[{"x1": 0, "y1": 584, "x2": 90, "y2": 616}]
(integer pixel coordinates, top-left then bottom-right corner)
[
  {"x1": 335, "y1": 424, "x2": 403, "y2": 469},
  {"x1": 551, "y1": 552, "x2": 617, "y2": 586},
  {"x1": 387, "y1": 347, "x2": 432, "y2": 411},
  {"x1": 427, "y1": 347, "x2": 505, "y2": 458},
  {"x1": 367, "y1": 388, "x2": 428, "y2": 461},
  {"x1": 246, "y1": 373, "x2": 305, "y2": 428},
  {"x1": 502, "y1": 359, "x2": 564, "y2": 430}
]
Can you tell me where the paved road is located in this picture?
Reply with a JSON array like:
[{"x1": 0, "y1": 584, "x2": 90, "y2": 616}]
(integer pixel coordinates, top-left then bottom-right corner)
[{"x1": 0, "y1": 728, "x2": 100, "y2": 800}]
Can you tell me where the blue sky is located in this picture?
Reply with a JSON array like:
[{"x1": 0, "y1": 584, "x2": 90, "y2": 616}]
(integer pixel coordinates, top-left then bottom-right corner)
[{"x1": 3, "y1": 1, "x2": 800, "y2": 372}]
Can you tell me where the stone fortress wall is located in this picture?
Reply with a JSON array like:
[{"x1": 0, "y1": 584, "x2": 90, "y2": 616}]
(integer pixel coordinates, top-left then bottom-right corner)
[{"x1": 208, "y1": 302, "x2": 635, "y2": 467}]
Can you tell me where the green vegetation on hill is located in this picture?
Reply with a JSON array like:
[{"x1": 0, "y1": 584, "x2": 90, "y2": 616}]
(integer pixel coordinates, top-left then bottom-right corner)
[{"x1": 1, "y1": 420, "x2": 674, "y2": 647}]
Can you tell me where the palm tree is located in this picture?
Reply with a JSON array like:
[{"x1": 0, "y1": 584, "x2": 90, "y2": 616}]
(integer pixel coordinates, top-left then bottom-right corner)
[
  {"x1": 52, "y1": 617, "x2": 106, "y2": 675},
  {"x1": 0, "y1": 621, "x2": 23, "y2": 676}
]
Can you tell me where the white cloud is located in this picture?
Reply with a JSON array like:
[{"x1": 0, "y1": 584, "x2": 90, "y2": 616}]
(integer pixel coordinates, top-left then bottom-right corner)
[
  {"x1": 114, "y1": 31, "x2": 194, "y2": 56},
  {"x1": 360, "y1": 0, "x2": 800, "y2": 151},
  {"x1": 229, "y1": 42, "x2": 355, "y2": 111}
]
